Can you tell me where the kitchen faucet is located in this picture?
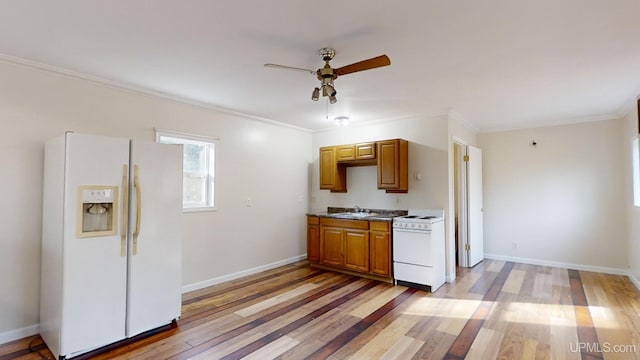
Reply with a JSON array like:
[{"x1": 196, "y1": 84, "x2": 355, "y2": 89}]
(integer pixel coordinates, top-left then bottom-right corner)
[{"x1": 354, "y1": 205, "x2": 361, "y2": 213}]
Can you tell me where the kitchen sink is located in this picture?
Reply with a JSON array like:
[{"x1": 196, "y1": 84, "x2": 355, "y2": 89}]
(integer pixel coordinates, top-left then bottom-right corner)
[{"x1": 331, "y1": 212, "x2": 378, "y2": 219}]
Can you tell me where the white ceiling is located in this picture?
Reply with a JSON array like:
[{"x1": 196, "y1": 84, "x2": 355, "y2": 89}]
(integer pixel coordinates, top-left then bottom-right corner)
[{"x1": 1, "y1": 0, "x2": 639, "y2": 132}]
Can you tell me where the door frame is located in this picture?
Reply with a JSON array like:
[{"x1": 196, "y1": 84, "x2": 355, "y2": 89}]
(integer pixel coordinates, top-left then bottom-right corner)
[{"x1": 453, "y1": 138, "x2": 470, "y2": 268}]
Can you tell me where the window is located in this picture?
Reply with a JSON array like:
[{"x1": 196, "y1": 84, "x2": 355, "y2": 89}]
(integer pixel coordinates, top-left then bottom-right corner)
[
  {"x1": 633, "y1": 135, "x2": 640, "y2": 207},
  {"x1": 156, "y1": 130, "x2": 217, "y2": 211}
]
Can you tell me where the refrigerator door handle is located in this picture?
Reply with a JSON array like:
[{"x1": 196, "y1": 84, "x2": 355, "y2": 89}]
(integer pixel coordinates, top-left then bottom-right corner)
[
  {"x1": 120, "y1": 164, "x2": 129, "y2": 257},
  {"x1": 133, "y1": 164, "x2": 141, "y2": 255}
]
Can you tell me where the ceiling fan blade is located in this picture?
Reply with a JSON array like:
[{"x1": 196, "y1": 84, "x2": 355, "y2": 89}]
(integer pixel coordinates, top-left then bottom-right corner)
[
  {"x1": 264, "y1": 63, "x2": 315, "y2": 75},
  {"x1": 335, "y1": 55, "x2": 390, "y2": 76}
]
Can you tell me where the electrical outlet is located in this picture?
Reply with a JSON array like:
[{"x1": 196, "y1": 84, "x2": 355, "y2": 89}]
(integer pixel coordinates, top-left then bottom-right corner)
[{"x1": 512, "y1": 242, "x2": 518, "y2": 250}]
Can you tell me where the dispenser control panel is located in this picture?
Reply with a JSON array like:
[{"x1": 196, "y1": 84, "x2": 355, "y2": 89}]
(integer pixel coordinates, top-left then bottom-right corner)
[
  {"x1": 82, "y1": 188, "x2": 115, "y2": 203},
  {"x1": 76, "y1": 185, "x2": 119, "y2": 238}
]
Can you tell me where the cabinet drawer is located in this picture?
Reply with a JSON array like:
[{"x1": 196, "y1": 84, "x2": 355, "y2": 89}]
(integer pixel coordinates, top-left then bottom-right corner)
[
  {"x1": 320, "y1": 217, "x2": 369, "y2": 230},
  {"x1": 355, "y1": 143, "x2": 376, "y2": 160},
  {"x1": 336, "y1": 145, "x2": 355, "y2": 161},
  {"x1": 369, "y1": 221, "x2": 389, "y2": 232},
  {"x1": 307, "y1": 216, "x2": 319, "y2": 225},
  {"x1": 394, "y1": 262, "x2": 434, "y2": 284}
]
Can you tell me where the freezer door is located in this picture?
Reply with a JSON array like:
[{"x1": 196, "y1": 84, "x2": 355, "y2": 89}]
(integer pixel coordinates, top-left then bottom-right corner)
[
  {"x1": 60, "y1": 133, "x2": 130, "y2": 356},
  {"x1": 127, "y1": 140, "x2": 183, "y2": 337}
]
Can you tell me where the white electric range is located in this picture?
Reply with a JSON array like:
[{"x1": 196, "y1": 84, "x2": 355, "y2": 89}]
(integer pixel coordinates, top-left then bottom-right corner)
[{"x1": 393, "y1": 210, "x2": 445, "y2": 292}]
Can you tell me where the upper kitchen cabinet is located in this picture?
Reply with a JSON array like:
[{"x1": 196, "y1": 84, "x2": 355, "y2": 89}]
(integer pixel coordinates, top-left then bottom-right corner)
[
  {"x1": 319, "y1": 139, "x2": 407, "y2": 193},
  {"x1": 377, "y1": 139, "x2": 408, "y2": 193},
  {"x1": 319, "y1": 146, "x2": 347, "y2": 192}
]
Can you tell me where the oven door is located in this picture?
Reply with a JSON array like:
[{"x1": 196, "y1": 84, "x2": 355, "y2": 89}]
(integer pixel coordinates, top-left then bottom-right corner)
[{"x1": 392, "y1": 228, "x2": 432, "y2": 266}]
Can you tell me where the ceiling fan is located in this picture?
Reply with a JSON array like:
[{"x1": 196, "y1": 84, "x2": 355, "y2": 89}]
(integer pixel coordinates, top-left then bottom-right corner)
[{"x1": 264, "y1": 48, "x2": 391, "y2": 104}]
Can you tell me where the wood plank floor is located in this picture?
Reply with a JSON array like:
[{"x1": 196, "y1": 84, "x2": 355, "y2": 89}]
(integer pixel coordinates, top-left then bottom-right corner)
[{"x1": 2, "y1": 260, "x2": 640, "y2": 360}]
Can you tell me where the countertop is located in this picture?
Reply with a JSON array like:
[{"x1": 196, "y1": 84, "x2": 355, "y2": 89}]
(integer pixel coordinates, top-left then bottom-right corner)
[{"x1": 307, "y1": 207, "x2": 408, "y2": 222}]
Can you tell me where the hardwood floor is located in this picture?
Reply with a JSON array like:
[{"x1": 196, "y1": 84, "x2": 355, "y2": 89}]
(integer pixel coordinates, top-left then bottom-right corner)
[{"x1": 2, "y1": 260, "x2": 639, "y2": 359}]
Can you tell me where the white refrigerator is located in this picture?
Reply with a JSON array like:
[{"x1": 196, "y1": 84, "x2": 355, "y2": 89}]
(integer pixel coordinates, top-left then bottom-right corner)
[{"x1": 40, "y1": 132, "x2": 183, "y2": 359}]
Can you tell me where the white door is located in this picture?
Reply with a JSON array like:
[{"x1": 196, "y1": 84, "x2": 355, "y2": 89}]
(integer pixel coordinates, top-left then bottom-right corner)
[
  {"x1": 467, "y1": 145, "x2": 484, "y2": 267},
  {"x1": 126, "y1": 140, "x2": 183, "y2": 337},
  {"x1": 61, "y1": 133, "x2": 129, "y2": 356}
]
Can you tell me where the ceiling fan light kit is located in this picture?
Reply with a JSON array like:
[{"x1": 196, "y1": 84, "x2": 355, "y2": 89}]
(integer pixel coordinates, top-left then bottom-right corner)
[
  {"x1": 265, "y1": 47, "x2": 391, "y2": 105},
  {"x1": 311, "y1": 87, "x2": 320, "y2": 101}
]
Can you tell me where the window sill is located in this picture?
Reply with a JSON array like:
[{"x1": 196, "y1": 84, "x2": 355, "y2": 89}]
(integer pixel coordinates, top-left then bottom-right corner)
[{"x1": 183, "y1": 206, "x2": 217, "y2": 213}]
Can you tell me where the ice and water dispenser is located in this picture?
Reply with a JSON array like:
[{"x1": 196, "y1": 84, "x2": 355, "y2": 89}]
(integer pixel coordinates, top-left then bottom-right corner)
[{"x1": 76, "y1": 186, "x2": 119, "y2": 238}]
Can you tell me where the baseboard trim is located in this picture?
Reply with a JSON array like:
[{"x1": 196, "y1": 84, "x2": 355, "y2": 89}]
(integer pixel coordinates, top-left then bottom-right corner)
[
  {"x1": 182, "y1": 254, "x2": 307, "y2": 293},
  {"x1": 0, "y1": 324, "x2": 39, "y2": 345},
  {"x1": 484, "y1": 253, "x2": 629, "y2": 276},
  {"x1": 628, "y1": 272, "x2": 640, "y2": 291}
]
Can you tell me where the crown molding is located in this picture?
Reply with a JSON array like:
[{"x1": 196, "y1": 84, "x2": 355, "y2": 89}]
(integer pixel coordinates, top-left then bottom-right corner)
[
  {"x1": 479, "y1": 113, "x2": 621, "y2": 133},
  {"x1": 0, "y1": 53, "x2": 312, "y2": 133},
  {"x1": 614, "y1": 92, "x2": 640, "y2": 120},
  {"x1": 447, "y1": 109, "x2": 480, "y2": 134}
]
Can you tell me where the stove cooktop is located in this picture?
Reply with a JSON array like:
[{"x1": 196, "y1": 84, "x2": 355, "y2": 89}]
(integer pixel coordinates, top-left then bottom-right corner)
[{"x1": 399, "y1": 215, "x2": 437, "y2": 220}]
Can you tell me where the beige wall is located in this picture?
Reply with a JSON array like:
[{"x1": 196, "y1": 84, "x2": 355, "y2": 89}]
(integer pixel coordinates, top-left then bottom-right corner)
[
  {"x1": 0, "y1": 60, "x2": 311, "y2": 339},
  {"x1": 478, "y1": 119, "x2": 628, "y2": 271}
]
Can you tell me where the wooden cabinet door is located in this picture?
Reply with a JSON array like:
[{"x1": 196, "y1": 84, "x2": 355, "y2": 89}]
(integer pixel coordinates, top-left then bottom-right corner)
[
  {"x1": 370, "y1": 231, "x2": 391, "y2": 277},
  {"x1": 307, "y1": 223, "x2": 320, "y2": 263},
  {"x1": 377, "y1": 139, "x2": 408, "y2": 192},
  {"x1": 320, "y1": 147, "x2": 337, "y2": 189},
  {"x1": 320, "y1": 227, "x2": 344, "y2": 267},
  {"x1": 377, "y1": 140, "x2": 399, "y2": 188},
  {"x1": 319, "y1": 146, "x2": 347, "y2": 192},
  {"x1": 344, "y1": 229, "x2": 369, "y2": 272}
]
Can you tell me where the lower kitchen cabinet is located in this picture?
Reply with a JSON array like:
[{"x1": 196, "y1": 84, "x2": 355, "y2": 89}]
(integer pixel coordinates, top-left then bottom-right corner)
[
  {"x1": 307, "y1": 216, "x2": 392, "y2": 281},
  {"x1": 344, "y1": 229, "x2": 369, "y2": 272},
  {"x1": 320, "y1": 227, "x2": 344, "y2": 267},
  {"x1": 369, "y1": 221, "x2": 391, "y2": 277},
  {"x1": 306, "y1": 216, "x2": 320, "y2": 263}
]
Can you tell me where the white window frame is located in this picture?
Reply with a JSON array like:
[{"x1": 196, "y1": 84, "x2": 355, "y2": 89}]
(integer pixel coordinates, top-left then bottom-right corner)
[
  {"x1": 633, "y1": 135, "x2": 640, "y2": 207},
  {"x1": 155, "y1": 129, "x2": 218, "y2": 212}
]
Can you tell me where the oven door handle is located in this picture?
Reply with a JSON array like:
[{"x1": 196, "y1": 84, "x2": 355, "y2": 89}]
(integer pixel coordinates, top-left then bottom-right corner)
[{"x1": 393, "y1": 228, "x2": 432, "y2": 234}]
